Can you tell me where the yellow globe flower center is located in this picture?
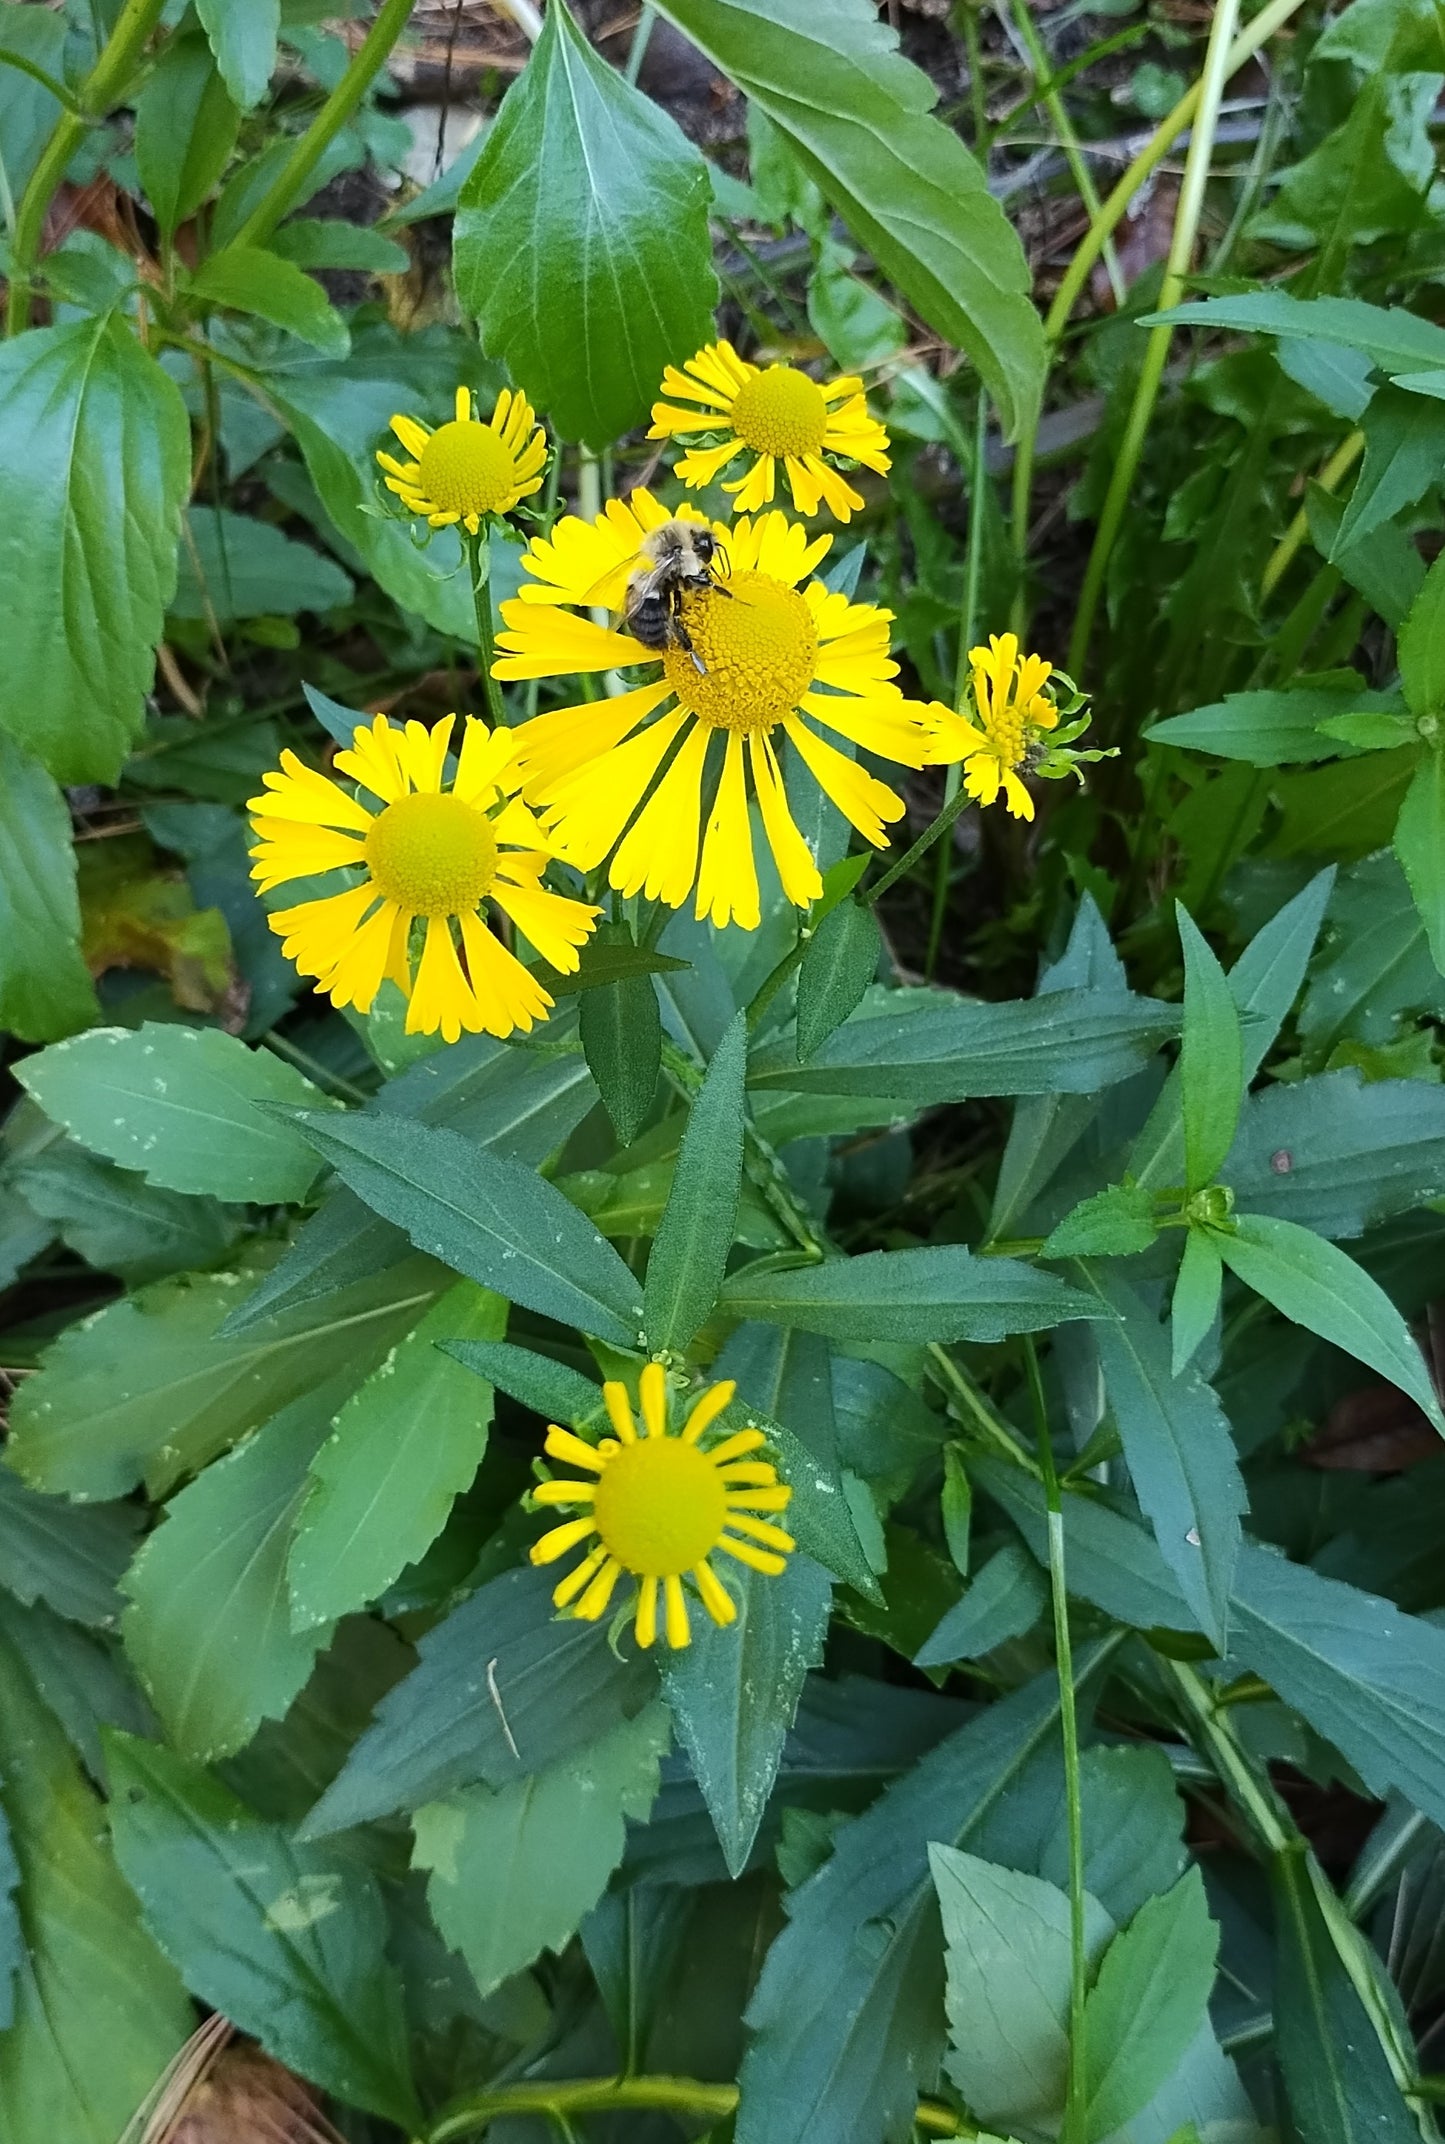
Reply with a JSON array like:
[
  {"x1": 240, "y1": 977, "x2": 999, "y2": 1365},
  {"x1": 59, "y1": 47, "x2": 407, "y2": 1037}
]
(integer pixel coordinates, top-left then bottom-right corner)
[
  {"x1": 663, "y1": 571, "x2": 819, "y2": 734},
  {"x1": 592, "y1": 1438, "x2": 728, "y2": 1578},
  {"x1": 731, "y1": 366, "x2": 828, "y2": 458},
  {"x1": 416, "y1": 419, "x2": 516, "y2": 516},
  {"x1": 365, "y1": 791, "x2": 498, "y2": 915}
]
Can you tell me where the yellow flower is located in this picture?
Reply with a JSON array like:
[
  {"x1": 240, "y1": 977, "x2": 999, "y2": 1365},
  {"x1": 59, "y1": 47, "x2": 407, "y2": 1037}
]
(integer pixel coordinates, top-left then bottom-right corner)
[
  {"x1": 927, "y1": 633, "x2": 1061, "y2": 821},
  {"x1": 248, "y1": 714, "x2": 599, "y2": 1043},
  {"x1": 529, "y1": 1365, "x2": 794, "y2": 1649},
  {"x1": 648, "y1": 339, "x2": 889, "y2": 523},
  {"x1": 377, "y1": 385, "x2": 547, "y2": 534},
  {"x1": 493, "y1": 489, "x2": 932, "y2": 930}
]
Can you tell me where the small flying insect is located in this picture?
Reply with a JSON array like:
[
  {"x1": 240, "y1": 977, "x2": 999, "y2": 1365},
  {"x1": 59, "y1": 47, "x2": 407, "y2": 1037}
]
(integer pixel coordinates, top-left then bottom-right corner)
[{"x1": 584, "y1": 519, "x2": 731, "y2": 675}]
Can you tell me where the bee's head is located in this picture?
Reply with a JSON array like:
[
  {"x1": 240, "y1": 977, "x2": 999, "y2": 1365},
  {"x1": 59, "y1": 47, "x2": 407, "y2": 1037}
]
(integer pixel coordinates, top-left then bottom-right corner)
[{"x1": 691, "y1": 528, "x2": 717, "y2": 566}]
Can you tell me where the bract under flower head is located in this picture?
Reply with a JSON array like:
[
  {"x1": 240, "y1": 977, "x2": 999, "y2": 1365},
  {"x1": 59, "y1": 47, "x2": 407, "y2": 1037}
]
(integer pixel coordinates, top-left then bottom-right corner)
[
  {"x1": 377, "y1": 386, "x2": 547, "y2": 534},
  {"x1": 529, "y1": 1365, "x2": 794, "y2": 1649},
  {"x1": 247, "y1": 714, "x2": 598, "y2": 1042},
  {"x1": 649, "y1": 339, "x2": 890, "y2": 523},
  {"x1": 493, "y1": 488, "x2": 932, "y2": 929}
]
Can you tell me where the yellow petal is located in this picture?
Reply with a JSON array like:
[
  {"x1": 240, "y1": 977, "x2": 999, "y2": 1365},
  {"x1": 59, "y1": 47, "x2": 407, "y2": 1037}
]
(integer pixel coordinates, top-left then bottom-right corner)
[
  {"x1": 577, "y1": 1557, "x2": 623, "y2": 1620},
  {"x1": 457, "y1": 910, "x2": 552, "y2": 1036},
  {"x1": 635, "y1": 1574, "x2": 660, "y2": 1647},
  {"x1": 407, "y1": 915, "x2": 475, "y2": 1042},
  {"x1": 674, "y1": 439, "x2": 748, "y2": 487},
  {"x1": 693, "y1": 1559, "x2": 737, "y2": 1628},
  {"x1": 745, "y1": 509, "x2": 833, "y2": 588},
  {"x1": 390, "y1": 412, "x2": 430, "y2": 457},
  {"x1": 493, "y1": 606, "x2": 646, "y2": 680},
  {"x1": 545, "y1": 1425, "x2": 609, "y2": 1473},
  {"x1": 247, "y1": 822, "x2": 367, "y2": 894},
  {"x1": 715, "y1": 1535, "x2": 787, "y2": 1576},
  {"x1": 725, "y1": 453, "x2": 776, "y2": 514},
  {"x1": 784, "y1": 714, "x2": 905, "y2": 847},
  {"x1": 532, "y1": 1480, "x2": 597, "y2": 1505},
  {"x1": 333, "y1": 715, "x2": 410, "y2": 804},
  {"x1": 749, "y1": 729, "x2": 823, "y2": 910},
  {"x1": 531, "y1": 1515, "x2": 599, "y2": 1564},
  {"x1": 324, "y1": 895, "x2": 405, "y2": 1013},
  {"x1": 269, "y1": 882, "x2": 381, "y2": 979},
  {"x1": 453, "y1": 716, "x2": 516, "y2": 806},
  {"x1": 684, "y1": 1379, "x2": 736, "y2": 1447},
  {"x1": 248, "y1": 749, "x2": 374, "y2": 831},
  {"x1": 695, "y1": 731, "x2": 759, "y2": 931},
  {"x1": 553, "y1": 1543, "x2": 609, "y2": 1606},
  {"x1": 799, "y1": 690, "x2": 931, "y2": 769},
  {"x1": 664, "y1": 1573, "x2": 691, "y2": 1648},
  {"x1": 490, "y1": 878, "x2": 598, "y2": 974},
  {"x1": 400, "y1": 715, "x2": 453, "y2": 794},
  {"x1": 640, "y1": 1361, "x2": 667, "y2": 1437},
  {"x1": 509, "y1": 681, "x2": 671, "y2": 798},
  {"x1": 604, "y1": 1382, "x2": 638, "y2": 1445},
  {"x1": 705, "y1": 1427, "x2": 767, "y2": 1465},
  {"x1": 608, "y1": 718, "x2": 709, "y2": 908},
  {"x1": 541, "y1": 709, "x2": 690, "y2": 875}
]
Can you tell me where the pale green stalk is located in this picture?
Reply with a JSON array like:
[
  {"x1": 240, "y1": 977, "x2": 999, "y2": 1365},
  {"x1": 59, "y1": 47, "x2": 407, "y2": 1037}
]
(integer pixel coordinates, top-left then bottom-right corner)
[
  {"x1": 6, "y1": 0, "x2": 168, "y2": 333},
  {"x1": 927, "y1": 393, "x2": 990, "y2": 974},
  {"x1": 1003, "y1": 0, "x2": 1123, "y2": 309},
  {"x1": 425, "y1": 2076, "x2": 975, "y2": 2141},
  {"x1": 1066, "y1": 0, "x2": 1246, "y2": 677}
]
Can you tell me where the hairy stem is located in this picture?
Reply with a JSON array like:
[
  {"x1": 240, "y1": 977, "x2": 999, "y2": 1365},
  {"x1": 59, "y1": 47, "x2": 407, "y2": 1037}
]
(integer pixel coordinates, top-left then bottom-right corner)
[
  {"x1": 1067, "y1": 0, "x2": 1245, "y2": 677},
  {"x1": 231, "y1": 0, "x2": 419, "y2": 251},
  {"x1": 466, "y1": 530, "x2": 508, "y2": 728},
  {"x1": 6, "y1": 0, "x2": 168, "y2": 334}
]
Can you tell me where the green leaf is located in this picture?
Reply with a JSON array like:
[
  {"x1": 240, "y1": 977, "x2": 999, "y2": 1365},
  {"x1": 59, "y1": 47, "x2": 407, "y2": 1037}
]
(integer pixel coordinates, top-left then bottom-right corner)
[
  {"x1": 1227, "y1": 1068, "x2": 1445, "y2": 1240},
  {"x1": 134, "y1": 29, "x2": 240, "y2": 238},
  {"x1": 1170, "y1": 1228, "x2": 1222, "y2": 1376},
  {"x1": 1154, "y1": 292, "x2": 1445, "y2": 377},
  {"x1": 1038, "y1": 1744, "x2": 1187, "y2": 1928},
  {"x1": 932, "y1": 1845, "x2": 1111, "y2": 2130},
  {"x1": 1147, "y1": 680, "x2": 1397, "y2": 765},
  {"x1": 941, "y1": 1444, "x2": 972, "y2": 1576},
  {"x1": 0, "y1": 1639, "x2": 190, "y2": 2144},
  {"x1": 914, "y1": 1542, "x2": 1046, "y2": 1667},
  {"x1": 0, "y1": 314, "x2": 189, "y2": 782},
  {"x1": 121, "y1": 1380, "x2": 350, "y2": 1760},
  {"x1": 195, "y1": 0, "x2": 279, "y2": 111},
  {"x1": 0, "y1": 4, "x2": 68, "y2": 201},
  {"x1": 6, "y1": 1255, "x2": 441, "y2": 1499},
  {"x1": 664, "y1": 1553, "x2": 831, "y2": 1876},
  {"x1": 737, "y1": 1654, "x2": 1111, "y2": 2144},
  {"x1": 268, "y1": 218, "x2": 409, "y2": 272},
  {"x1": 172, "y1": 505, "x2": 353, "y2": 621},
  {"x1": 644, "y1": 1012, "x2": 746, "y2": 1353},
  {"x1": 0, "y1": 734, "x2": 98, "y2": 1043},
  {"x1": 1300, "y1": 853, "x2": 1445, "y2": 1055},
  {"x1": 287, "y1": 1283, "x2": 505, "y2": 1630},
  {"x1": 1217, "y1": 1211, "x2": 1444, "y2": 1432},
  {"x1": 796, "y1": 901, "x2": 881, "y2": 1061},
  {"x1": 17, "y1": 1022, "x2": 330, "y2": 1204},
  {"x1": 0, "y1": 1472, "x2": 137, "y2": 1630},
  {"x1": 413, "y1": 1703, "x2": 669, "y2": 1997},
  {"x1": 1084, "y1": 1269, "x2": 1245, "y2": 1652},
  {"x1": 453, "y1": 0, "x2": 717, "y2": 445},
  {"x1": 973, "y1": 1458, "x2": 1199, "y2": 1637},
  {"x1": 1042, "y1": 1182, "x2": 1158, "y2": 1258},
  {"x1": 1395, "y1": 747, "x2": 1445, "y2": 976},
  {"x1": 105, "y1": 1731, "x2": 419, "y2": 2128},
  {"x1": 1397, "y1": 553, "x2": 1440, "y2": 720},
  {"x1": 444, "y1": 1336, "x2": 607, "y2": 1429},
  {"x1": 1271, "y1": 1845, "x2": 1422, "y2": 2144},
  {"x1": 752, "y1": 985, "x2": 1176, "y2": 1101},
  {"x1": 719, "y1": 1245, "x2": 1106, "y2": 1343},
  {"x1": 188, "y1": 244, "x2": 349, "y2": 355},
  {"x1": 654, "y1": 0, "x2": 1044, "y2": 437},
  {"x1": 1333, "y1": 386, "x2": 1445, "y2": 557},
  {"x1": 301, "y1": 1566, "x2": 658, "y2": 1837},
  {"x1": 1306, "y1": 483, "x2": 1424, "y2": 633},
  {"x1": 14, "y1": 1143, "x2": 240, "y2": 1286},
  {"x1": 1083, "y1": 1869, "x2": 1219, "y2": 2140},
  {"x1": 1178, "y1": 906, "x2": 1244, "y2": 1191},
  {"x1": 286, "y1": 1109, "x2": 644, "y2": 1348},
  {"x1": 0, "y1": 1806, "x2": 17, "y2": 2032},
  {"x1": 579, "y1": 957, "x2": 662, "y2": 1144}
]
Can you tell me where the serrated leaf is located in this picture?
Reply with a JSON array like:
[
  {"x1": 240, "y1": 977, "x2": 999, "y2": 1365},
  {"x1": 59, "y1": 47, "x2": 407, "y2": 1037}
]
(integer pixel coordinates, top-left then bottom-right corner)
[
  {"x1": 664, "y1": 1554, "x2": 831, "y2": 1875},
  {"x1": 1397, "y1": 541, "x2": 1445, "y2": 719},
  {"x1": 0, "y1": 1472, "x2": 138, "y2": 1630},
  {"x1": 1394, "y1": 746, "x2": 1445, "y2": 975},
  {"x1": 1147, "y1": 680, "x2": 1396, "y2": 765},
  {"x1": 122, "y1": 1381, "x2": 349, "y2": 1760},
  {"x1": 17, "y1": 1023, "x2": 329, "y2": 1203},
  {"x1": 720, "y1": 1244, "x2": 1107, "y2": 1343},
  {"x1": 134, "y1": 29, "x2": 241, "y2": 238},
  {"x1": 413, "y1": 1703, "x2": 669, "y2": 1997},
  {"x1": 1038, "y1": 1744, "x2": 1187, "y2": 1928},
  {"x1": 915, "y1": 1542, "x2": 1046, "y2": 1667},
  {"x1": 1043, "y1": 1183, "x2": 1158, "y2": 1259},
  {"x1": 1334, "y1": 386, "x2": 1445, "y2": 557},
  {"x1": 301, "y1": 1566, "x2": 658, "y2": 1837},
  {"x1": 172, "y1": 505, "x2": 353, "y2": 621},
  {"x1": 106, "y1": 1731, "x2": 419, "y2": 2127},
  {"x1": 445, "y1": 1336, "x2": 607, "y2": 1429},
  {"x1": 195, "y1": 0, "x2": 278, "y2": 109},
  {"x1": 1178, "y1": 906, "x2": 1244, "y2": 1192},
  {"x1": 643, "y1": 1012, "x2": 746, "y2": 1352},
  {"x1": 285, "y1": 1109, "x2": 644, "y2": 1348},
  {"x1": 288, "y1": 1283, "x2": 505, "y2": 1631},
  {"x1": 932, "y1": 1844, "x2": 1112, "y2": 2129},
  {"x1": 796, "y1": 901, "x2": 881, "y2": 1060},
  {"x1": 654, "y1": 0, "x2": 1044, "y2": 436},
  {"x1": 0, "y1": 315, "x2": 190, "y2": 783},
  {"x1": 1300, "y1": 852, "x2": 1445, "y2": 1055},
  {"x1": 1083, "y1": 1869, "x2": 1219, "y2": 2139},
  {"x1": 1217, "y1": 1212, "x2": 1444, "y2": 1432},
  {"x1": 454, "y1": 0, "x2": 717, "y2": 444},
  {"x1": 579, "y1": 947, "x2": 663, "y2": 1144},
  {"x1": 1227, "y1": 1069, "x2": 1445, "y2": 1240},
  {"x1": 189, "y1": 244, "x2": 349, "y2": 355},
  {"x1": 1156, "y1": 292, "x2": 1445, "y2": 377},
  {"x1": 0, "y1": 1635, "x2": 190, "y2": 2143},
  {"x1": 0, "y1": 733, "x2": 98, "y2": 1043}
]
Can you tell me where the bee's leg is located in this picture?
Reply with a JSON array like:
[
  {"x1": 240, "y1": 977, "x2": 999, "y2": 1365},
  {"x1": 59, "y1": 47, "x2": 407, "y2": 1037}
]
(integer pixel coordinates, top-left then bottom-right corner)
[{"x1": 672, "y1": 615, "x2": 708, "y2": 676}]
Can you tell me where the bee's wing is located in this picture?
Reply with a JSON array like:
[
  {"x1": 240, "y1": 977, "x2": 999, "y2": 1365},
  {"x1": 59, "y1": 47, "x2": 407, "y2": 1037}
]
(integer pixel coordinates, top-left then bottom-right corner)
[{"x1": 580, "y1": 549, "x2": 644, "y2": 611}]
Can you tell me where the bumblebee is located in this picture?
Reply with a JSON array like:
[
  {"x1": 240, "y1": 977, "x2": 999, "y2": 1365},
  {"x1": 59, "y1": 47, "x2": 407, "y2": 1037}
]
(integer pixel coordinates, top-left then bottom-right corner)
[{"x1": 586, "y1": 518, "x2": 730, "y2": 674}]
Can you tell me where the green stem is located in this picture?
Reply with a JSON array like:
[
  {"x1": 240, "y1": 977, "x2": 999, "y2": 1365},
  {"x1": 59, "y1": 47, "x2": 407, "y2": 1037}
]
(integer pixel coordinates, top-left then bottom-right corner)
[
  {"x1": 466, "y1": 530, "x2": 508, "y2": 728},
  {"x1": 624, "y1": 3, "x2": 656, "y2": 85},
  {"x1": 926, "y1": 1343, "x2": 1043, "y2": 1480},
  {"x1": 861, "y1": 784, "x2": 973, "y2": 910},
  {"x1": 1066, "y1": 0, "x2": 1244, "y2": 678},
  {"x1": 230, "y1": 0, "x2": 418, "y2": 251},
  {"x1": 927, "y1": 393, "x2": 990, "y2": 974},
  {"x1": 1023, "y1": 1336, "x2": 1087, "y2": 2144},
  {"x1": 1003, "y1": 0, "x2": 1122, "y2": 309},
  {"x1": 1006, "y1": 0, "x2": 1308, "y2": 589},
  {"x1": 6, "y1": 0, "x2": 168, "y2": 333},
  {"x1": 427, "y1": 2080, "x2": 974, "y2": 2143}
]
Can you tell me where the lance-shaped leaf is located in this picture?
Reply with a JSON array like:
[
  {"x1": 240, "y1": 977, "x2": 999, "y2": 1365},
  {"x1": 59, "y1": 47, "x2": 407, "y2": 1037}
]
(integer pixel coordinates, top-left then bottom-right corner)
[
  {"x1": 1177, "y1": 907, "x2": 1243, "y2": 1193},
  {"x1": 719, "y1": 1245, "x2": 1106, "y2": 1344},
  {"x1": 643, "y1": 1012, "x2": 747, "y2": 1352},
  {"x1": 1394, "y1": 746, "x2": 1445, "y2": 977},
  {"x1": 454, "y1": 0, "x2": 717, "y2": 444}
]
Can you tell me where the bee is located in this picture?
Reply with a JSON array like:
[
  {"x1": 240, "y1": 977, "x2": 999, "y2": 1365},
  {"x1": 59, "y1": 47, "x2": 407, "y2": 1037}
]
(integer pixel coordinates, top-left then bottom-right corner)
[{"x1": 584, "y1": 518, "x2": 731, "y2": 675}]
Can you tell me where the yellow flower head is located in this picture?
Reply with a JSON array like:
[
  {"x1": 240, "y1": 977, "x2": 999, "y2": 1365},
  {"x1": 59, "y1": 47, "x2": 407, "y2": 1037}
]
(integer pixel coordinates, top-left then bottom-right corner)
[
  {"x1": 377, "y1": 386, "x2": 547, "y2": 534},
  {"x1": 530, "y1": 1365, "x2": 793, "y2": 1650},
  {"x1": 493, "y1": 488, "x2": 932, "y2": 930},
  {"x1": 248, "y1": 714, "x2": 599, "y2": 1043},
  {"x1": 648, "y1": 339, "x2": 889, "y2": 523},
  {"x1": 927, "y1": 633, "x2": 1061, "y2": 821}
]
